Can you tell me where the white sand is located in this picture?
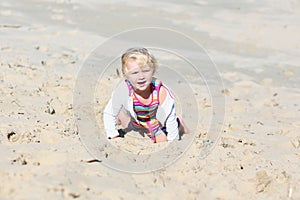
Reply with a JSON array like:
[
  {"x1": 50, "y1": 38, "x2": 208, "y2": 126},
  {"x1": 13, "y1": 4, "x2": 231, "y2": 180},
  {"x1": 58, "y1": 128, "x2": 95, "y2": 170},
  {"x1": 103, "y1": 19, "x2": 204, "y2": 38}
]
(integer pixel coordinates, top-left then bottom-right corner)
[{"x1": 0, "y1": 0, "x2": 299, "y2": 199}]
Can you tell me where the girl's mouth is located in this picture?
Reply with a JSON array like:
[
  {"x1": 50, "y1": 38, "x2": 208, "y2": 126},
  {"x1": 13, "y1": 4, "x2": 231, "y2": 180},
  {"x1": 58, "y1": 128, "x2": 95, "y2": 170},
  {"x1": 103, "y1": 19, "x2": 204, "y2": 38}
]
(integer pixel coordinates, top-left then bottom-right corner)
[{"x1": 137, "y1": 80, "x2": 146, "y2": 86}]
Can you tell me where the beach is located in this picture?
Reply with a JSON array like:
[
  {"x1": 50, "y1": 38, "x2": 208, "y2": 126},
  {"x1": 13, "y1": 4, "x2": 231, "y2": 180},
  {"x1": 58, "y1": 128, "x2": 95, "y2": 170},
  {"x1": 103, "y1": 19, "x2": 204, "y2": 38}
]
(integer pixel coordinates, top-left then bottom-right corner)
[{"x1": 0, "y1": 0, "x2": 299, "y2": 199}]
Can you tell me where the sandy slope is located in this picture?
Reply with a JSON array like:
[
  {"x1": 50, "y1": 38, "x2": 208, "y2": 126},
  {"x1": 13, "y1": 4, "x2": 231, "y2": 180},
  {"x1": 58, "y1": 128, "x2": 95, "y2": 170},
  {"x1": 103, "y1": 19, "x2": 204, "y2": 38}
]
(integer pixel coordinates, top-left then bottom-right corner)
[{"x1": 0, "y1": 0, "x2": 299, "y2": 199}]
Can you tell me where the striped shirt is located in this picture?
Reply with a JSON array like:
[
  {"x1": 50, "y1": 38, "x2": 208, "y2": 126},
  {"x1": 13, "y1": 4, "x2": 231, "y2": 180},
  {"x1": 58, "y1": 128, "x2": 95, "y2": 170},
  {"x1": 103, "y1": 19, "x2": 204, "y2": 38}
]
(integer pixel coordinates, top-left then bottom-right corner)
[{"x1": 126, "y1": 78, "x2": 165, "y2": 140}]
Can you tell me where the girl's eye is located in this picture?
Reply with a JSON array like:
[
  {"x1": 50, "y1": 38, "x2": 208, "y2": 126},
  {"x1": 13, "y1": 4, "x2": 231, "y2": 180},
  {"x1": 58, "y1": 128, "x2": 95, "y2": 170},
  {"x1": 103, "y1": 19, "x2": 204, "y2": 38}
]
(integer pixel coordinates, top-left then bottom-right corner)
[
  {"x1": 143, "y1": 69, "x2": 152, "y2": 73},
  {"x1": 131, "y1": 71, "x2": 138, "y2": 75}
]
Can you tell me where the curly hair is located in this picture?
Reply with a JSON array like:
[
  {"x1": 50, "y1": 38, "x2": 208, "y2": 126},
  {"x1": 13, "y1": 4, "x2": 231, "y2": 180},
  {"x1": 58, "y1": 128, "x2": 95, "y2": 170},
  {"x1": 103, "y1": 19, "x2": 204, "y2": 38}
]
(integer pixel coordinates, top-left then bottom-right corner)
[{"x1": 121, "y1": 47, "x2": 158, "y2": 75}]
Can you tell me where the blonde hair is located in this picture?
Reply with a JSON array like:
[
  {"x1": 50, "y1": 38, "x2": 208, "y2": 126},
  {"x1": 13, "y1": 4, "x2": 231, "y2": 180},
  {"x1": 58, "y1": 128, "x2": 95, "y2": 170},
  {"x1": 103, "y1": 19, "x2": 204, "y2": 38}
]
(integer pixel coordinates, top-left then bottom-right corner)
[{"x1": 121, "y1": 47, "x2": 158, "y2": 75}]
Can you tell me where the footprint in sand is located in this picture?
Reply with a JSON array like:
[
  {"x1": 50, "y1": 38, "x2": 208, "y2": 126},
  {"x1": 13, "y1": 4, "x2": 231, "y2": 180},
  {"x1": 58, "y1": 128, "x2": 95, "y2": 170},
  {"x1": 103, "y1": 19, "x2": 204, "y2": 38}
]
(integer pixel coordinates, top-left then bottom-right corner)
[{"x1": 255, "y1": 170, "x2": 272, "y2": 193}]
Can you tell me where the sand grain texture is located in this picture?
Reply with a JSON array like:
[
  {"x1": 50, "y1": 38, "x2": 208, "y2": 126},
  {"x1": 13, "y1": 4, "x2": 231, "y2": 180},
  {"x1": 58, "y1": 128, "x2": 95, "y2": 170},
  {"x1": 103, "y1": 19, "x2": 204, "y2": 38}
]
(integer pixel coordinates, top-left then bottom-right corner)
[{"x1": 0, "y1": 0, "x2": 299, "y2": 199}]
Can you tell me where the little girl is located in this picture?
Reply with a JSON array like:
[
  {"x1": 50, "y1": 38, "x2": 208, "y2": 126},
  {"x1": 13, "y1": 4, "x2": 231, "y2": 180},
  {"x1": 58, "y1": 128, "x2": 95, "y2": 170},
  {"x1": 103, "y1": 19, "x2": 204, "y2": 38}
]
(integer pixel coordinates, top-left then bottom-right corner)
[{"x1": 103, "y1": 47, "x2": 187, "y2": 143}]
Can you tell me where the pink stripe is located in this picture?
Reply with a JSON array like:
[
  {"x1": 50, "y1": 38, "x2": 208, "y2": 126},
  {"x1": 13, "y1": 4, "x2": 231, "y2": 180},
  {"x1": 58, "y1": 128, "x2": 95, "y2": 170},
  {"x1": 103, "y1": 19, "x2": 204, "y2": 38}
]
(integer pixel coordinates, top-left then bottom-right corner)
[
  {"x1": 147, "y1": 121, "x2": 154, "y2": 140},
  {"x1": 125, "y1": 80, "x2": 134, "y2": 96},
  {"x1": 133, "y1": 92, "x2": 154, "y2": 106},
  {"x1": 157, "y1": 83, "x2": 161, "y2": 104},
  {"x1": 163, "y1": 85, "x2": 174, "y2": 99}
]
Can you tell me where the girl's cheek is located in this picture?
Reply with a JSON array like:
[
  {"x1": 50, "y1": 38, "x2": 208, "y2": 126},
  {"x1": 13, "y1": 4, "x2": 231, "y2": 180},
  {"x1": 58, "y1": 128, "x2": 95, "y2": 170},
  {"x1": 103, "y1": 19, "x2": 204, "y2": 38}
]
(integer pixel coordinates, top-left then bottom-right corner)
[{"x1": 145, "y1": 72, "x2": 153, "y2": 79}]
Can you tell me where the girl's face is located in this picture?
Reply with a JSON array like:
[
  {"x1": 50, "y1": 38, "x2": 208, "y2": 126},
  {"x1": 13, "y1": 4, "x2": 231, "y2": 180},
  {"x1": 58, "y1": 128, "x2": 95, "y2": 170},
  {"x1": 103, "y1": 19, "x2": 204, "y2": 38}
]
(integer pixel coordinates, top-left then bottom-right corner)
[{"x1": 125, "y1": 60, "x2": 154, "y2": 93}]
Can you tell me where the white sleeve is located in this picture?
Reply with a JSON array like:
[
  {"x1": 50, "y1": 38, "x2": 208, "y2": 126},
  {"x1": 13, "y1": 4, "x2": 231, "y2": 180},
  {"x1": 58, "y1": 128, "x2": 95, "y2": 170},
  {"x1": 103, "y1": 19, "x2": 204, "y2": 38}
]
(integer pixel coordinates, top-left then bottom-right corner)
[
  {"x1": 103, "y1": 98, "x2": 120, "y2": 138},
  {"x1": 164, "y1": 100, "x2": 179, "y2": 142},
  {"x1": 103, "y1": 80, "x2": 128, "y2": 138},
  {"x1": 157, "y1": 86, "x2": 179, "y2": 142}
]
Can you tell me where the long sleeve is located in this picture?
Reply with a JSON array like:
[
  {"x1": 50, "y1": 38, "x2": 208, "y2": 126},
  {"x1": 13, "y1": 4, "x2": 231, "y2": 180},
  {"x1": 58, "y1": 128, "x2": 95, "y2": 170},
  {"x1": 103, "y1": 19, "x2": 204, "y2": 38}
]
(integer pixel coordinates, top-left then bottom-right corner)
[
  {"x1": 165, "y1": 104, "x2": 179, "y2": 141},
  {"x1": 103, "y1": 80, "x2": 129, "y2": 138},
  {"x1": 157, "y1": 85, "x2": 179, "y2": 142},
  {"x1": 103, "y1": 98, "x2": 120, "y2": 138}
]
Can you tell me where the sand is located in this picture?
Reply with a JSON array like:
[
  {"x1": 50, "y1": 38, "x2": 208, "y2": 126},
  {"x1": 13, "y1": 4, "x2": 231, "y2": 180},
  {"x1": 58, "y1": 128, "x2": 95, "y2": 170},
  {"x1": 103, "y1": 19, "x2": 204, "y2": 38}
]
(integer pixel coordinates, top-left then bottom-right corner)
[{"x1": 0, "y1": 0, "x2": 299, "y2": 199}]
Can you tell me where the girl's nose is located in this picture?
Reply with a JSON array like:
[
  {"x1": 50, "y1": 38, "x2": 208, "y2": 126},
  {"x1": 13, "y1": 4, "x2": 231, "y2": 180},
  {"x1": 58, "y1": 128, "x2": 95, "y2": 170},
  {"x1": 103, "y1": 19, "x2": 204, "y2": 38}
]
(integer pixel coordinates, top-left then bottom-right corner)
[{"x1": 138, "y1": 71, "x2": 145, "y2": 79}]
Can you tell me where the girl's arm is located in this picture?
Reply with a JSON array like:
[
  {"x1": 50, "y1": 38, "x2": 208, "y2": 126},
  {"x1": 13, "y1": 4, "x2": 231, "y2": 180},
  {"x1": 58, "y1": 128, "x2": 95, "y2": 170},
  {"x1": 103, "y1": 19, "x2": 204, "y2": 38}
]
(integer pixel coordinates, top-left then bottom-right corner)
[
  {"x1": 158, "y1": 86, "x2": 179, "y2": 142},
  {"x1": 103, "y1": 80, "x2": 128, "y2": 139},
  {"x1": 103, "y1": 98, "x2": 120, "y2": 138}
]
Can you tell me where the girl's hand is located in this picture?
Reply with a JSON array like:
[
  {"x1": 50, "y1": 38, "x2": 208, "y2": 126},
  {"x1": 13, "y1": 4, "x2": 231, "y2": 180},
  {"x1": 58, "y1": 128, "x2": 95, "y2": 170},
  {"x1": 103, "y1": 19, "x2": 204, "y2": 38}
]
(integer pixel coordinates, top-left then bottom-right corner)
[
  {"x1": 155, "y1": 133, "x2": 167, "y2": 143},
  {"x1": 108, "y1": 129, "x2": 126, "y2": 139}
]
